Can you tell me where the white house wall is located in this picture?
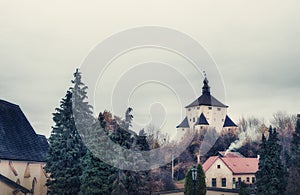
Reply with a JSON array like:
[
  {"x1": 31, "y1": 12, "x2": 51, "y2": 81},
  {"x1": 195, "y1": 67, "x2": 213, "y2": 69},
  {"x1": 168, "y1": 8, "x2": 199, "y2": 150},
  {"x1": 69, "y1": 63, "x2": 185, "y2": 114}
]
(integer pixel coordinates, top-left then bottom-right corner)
[{"x1": 205, "y1": 158, "x2": 233, "y2": 189}]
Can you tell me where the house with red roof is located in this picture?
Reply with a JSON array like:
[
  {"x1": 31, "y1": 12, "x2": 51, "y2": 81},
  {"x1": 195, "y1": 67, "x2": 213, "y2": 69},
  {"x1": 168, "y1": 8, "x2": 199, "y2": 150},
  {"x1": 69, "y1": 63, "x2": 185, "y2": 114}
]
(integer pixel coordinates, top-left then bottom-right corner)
[{"x1": 203, "y1": 155, "x2": 258, "y2": 191}]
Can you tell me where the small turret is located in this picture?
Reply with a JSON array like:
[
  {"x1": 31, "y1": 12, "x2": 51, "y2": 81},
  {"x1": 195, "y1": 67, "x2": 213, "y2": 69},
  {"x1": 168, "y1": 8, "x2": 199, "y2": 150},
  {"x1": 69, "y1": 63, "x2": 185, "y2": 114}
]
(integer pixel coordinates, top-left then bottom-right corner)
[{"x1": 202, "y1": 77, "x2": 210, "y2": 95}]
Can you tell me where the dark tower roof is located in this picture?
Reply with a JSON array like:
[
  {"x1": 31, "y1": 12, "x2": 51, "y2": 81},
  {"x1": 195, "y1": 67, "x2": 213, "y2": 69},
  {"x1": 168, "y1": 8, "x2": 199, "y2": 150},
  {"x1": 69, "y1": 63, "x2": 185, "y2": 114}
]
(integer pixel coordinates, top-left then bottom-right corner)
[
  {"x1": 0, "y1": 99, "x2": 49, "y2": 162},
  {"x1": 176, "y1": 117, "x2": 190, "y2": 128},
  {"x1": 185, "y1": 77, "x2": 228, "y2": 108},
  {"x1": 195, "y1": 113, "x2": 209, "y2": 125},
  {"x1": 202, "y1": 77, "x2": 210, "y2": 95},
  {"x1": 223, "y1": 115, "x2": 238, "y2": 127}
]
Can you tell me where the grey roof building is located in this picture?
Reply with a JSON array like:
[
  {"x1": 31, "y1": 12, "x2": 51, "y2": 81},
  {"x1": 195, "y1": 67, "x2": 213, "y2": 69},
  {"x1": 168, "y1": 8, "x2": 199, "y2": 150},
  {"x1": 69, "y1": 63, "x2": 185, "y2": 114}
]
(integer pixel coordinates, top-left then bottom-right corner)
[{"x1": 0, "y1": 99, "x2": 48, "y2": 162}]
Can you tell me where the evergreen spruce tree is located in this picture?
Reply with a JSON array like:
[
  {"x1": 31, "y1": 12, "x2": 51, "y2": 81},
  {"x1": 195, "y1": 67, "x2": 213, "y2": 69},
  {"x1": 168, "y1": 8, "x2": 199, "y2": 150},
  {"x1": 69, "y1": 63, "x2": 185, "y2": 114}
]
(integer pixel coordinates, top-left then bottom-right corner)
[
  {"x1": 79, "y1": 122, "x2": 116, "y2": 195},
  {"x1": 184, "y1": 168, "x2": 194, "y2": 195},
  {"x1": 267, "y1": 127, "x2": 287, "y2": 194},
  {"x1": 44, "y1": 91, "x2": 84, "y2": 195},
  {"x1": 239, "y1": 181, "x2": 250, "y2": 195},
  {"x1": 255, "y1": 134, "x2": 267, "y2": 194},
  {"x1": 286, "y1": 114, "x2": 300, "y2": 194},
  {"x1": 196, "y1": 164, "x2": 206, "y2": 195},
  {"x1": 290, "y1": 114, "x2": 300, "y2": 173},
  {"x1": 256, "y1": 126, "x2": 286, "y2": 195},
  {"x1": 72, "y1": 68, "x2": 94, "y2": 140},
  {"x1": 45, "y1": 69, "x2": 94, "y2": 195}
]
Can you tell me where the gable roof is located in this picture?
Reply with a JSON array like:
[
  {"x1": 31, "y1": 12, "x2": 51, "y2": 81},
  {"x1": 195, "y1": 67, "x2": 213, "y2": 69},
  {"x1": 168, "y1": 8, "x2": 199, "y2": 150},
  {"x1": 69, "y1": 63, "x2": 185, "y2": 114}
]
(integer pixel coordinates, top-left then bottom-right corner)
[
  {"x1": 195, "y1": 113, "x2": 209, "y2": 125},
  {"x1": 202, "y1": 156, "x2": 258, "y2": 174},
  {"x1": 202, "y1": 156, "x2": 219, "y2": 172},
  {"x1": 223, "y1": 115, "x2": 238, "y2": 127},
  {"x1": 176, "y1": 117, "x2": 190, "y2": 128},
  {"x1": 218, "y1": 151, "x2": 245, "y2": 158},
  {"x1": 221, "y1": 158, "x2": 258, "y2": 174},
  {"x1": 0, "y1": 99, "x2": 49, "y2": 162}
]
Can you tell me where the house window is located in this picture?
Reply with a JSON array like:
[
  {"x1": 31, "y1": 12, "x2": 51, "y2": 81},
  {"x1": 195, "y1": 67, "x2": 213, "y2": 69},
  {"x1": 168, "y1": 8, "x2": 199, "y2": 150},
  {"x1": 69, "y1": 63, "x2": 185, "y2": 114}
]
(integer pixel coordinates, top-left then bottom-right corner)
[
  {"x1": 208, "y1": 106, "x2": 212, "y2": 110},
  {"x1": 188, "y1": 108, "x2": 191, "y2": 111},
  {"x1": 217, "y1": 108, "x2": 221, "y2": 111},
  {"x1": 212, "y1": 178, "x2": 216, "y2": 187},
  {"x1": 238, "y1": 177, "x2": 241, "y2": 184},
  {"x1": 222, "y1": 178, "x2": 226, "y2": 187},
  {"x1": 217, "y1": 165, "x2": 221, "y2": 169},
  {"x1": 246, "y1": 177, "x2": 250, "y2": 182},
  {"x1": 197, "y1": 107, "x2": 200, "y2": 110},
  {"x1": 193, "y1": 117, "x2": 195, "y2": 122},
  {"x1": 252, "y1": 177, "x2": 255, "y2": 183},
  {"x1": 182, "y1": 129, "x2": 185, "y2": 131},
  {"x1": 233, "y1": 178, "x2": 236, "y2": 183}
]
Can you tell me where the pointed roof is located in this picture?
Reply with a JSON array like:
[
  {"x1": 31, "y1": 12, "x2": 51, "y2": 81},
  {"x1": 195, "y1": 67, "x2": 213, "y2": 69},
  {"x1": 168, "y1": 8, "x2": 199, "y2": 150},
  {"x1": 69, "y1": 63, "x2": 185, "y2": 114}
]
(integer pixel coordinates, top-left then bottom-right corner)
[
  {"x1": 185, "y1": 77, "x2": 228, "y2": 108},
  {"x1": 176, "y1": 117, "x2": 189, "y2": 128},
  {"x1": 195, "y1": 113, "x2": 209, "y2": 125},
  {"x1": 0, "y1": 99, "x2": 49, "y2": 162},
  {"x1": 223, "y1": 115, "x2": 238, "y2": 127}
]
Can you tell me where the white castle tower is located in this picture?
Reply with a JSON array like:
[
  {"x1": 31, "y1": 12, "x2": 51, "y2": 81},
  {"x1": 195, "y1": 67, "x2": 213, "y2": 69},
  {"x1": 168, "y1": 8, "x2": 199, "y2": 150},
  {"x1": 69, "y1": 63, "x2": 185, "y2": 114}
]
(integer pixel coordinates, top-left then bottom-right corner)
[{"x1": 176, "y1": 77, "x2": 237, "y2": 138}]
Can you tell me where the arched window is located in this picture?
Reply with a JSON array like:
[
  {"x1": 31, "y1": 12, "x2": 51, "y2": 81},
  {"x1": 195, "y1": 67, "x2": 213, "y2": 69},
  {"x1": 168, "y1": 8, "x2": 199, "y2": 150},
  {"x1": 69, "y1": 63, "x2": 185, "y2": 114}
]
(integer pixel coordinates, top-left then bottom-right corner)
[{"x1": 32, "y1": 177, "x2": 37, "y2": 194}]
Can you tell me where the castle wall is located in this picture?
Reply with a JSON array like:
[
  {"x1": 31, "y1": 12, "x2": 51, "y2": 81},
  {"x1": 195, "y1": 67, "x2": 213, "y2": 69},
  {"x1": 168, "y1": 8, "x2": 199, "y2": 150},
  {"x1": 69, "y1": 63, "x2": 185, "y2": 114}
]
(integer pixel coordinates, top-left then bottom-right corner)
[{"x1": 186, "y1": 105, "x2": 227, "y2": 132}]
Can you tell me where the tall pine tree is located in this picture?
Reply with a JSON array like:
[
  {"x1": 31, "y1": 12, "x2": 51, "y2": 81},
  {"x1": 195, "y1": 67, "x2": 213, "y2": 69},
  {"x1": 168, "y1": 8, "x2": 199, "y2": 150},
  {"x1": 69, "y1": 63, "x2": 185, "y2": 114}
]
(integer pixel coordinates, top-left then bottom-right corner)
[
  {"x1": 255, "y1": 134, "x2": 267, "y2": 194},
  {"x1": 44, "y1": 91, "x2": 84, "y2": 195},
  {"x1": 184, "y1": 164, "x2": 206, "y2": 195},
  {"x1": 45, "y1": 69, "x2": 94, "y2": 195},
  {"x1": 286, "y1": 114, "x2": 300, "y2": 194},
  {"x1": 79, "y1": 121, "x2": 116, "y2": 195},
  {"x1": 196, "y1": 164, "x2": 206, "y2": 195},
  {"x1": 256, "y1": 126, "x2": 286, "y2": 195}
]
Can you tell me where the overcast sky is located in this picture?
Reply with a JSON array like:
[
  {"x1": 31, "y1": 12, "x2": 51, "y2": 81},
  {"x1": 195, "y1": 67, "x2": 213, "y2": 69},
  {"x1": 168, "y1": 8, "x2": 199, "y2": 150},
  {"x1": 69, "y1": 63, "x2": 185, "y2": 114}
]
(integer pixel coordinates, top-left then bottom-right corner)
[{"x1": 1, "y1": 1, "x2": 299, "y2": 138}]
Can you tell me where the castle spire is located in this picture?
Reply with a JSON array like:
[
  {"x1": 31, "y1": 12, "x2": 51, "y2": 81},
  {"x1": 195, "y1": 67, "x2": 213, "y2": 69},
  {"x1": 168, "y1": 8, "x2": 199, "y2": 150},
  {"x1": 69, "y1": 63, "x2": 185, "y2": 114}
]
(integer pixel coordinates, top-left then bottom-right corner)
[{"x1": 202, "y1": 74, "x2": 210, "y2": 95}]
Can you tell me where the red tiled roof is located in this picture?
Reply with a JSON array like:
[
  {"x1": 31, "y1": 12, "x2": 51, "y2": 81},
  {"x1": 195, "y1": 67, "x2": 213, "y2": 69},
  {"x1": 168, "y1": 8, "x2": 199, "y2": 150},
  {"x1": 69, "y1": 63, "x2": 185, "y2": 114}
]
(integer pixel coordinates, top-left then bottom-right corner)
[
  {"x1": 218, "y1": 151, "x2": 245, "y2": 158},
  {"x1": 202, "y1": 156, "x2": 258, "y2": 174},
  {"x1": 221, "y1": 158, "x2": 258, "y2": 174},
  {"x1": 202, "y1": 156, "x2": 218, "y2": 172}
]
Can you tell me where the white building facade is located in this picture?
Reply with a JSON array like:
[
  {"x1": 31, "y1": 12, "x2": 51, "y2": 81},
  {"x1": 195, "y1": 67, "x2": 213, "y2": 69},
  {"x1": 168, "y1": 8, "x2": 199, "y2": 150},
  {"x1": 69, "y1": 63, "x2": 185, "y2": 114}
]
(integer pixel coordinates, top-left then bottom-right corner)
[{"x1": 176, "y1": 77, "x2": 237, "y2": 138}]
